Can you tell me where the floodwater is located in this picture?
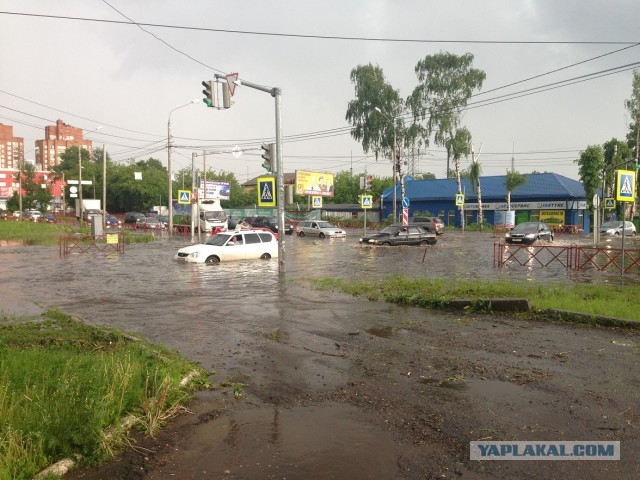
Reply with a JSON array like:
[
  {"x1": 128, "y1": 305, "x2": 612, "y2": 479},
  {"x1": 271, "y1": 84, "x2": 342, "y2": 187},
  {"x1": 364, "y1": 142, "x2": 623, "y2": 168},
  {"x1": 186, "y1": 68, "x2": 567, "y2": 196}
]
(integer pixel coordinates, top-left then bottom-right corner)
[{"x1": 1, "y1": 229, "x2": 638, "y2": 478}]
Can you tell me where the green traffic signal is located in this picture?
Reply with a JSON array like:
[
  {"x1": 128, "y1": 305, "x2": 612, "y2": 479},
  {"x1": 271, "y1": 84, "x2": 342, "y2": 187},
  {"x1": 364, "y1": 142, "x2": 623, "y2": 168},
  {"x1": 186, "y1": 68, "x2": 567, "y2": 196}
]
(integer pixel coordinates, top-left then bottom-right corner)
[{"x1": 201, "y1": 80, "x2": 214, "y2": 108}]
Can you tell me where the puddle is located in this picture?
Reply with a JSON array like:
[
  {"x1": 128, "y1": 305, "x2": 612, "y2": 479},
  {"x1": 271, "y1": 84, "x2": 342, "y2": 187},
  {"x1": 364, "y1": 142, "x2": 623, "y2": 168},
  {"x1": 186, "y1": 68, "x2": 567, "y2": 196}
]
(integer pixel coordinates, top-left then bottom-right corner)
[
  {"x1": 366, "y1": 325, "x2": 393, "y2": 338},
  {"x1": 174, "y1": 403, "x2": 401, "y2": 479}
]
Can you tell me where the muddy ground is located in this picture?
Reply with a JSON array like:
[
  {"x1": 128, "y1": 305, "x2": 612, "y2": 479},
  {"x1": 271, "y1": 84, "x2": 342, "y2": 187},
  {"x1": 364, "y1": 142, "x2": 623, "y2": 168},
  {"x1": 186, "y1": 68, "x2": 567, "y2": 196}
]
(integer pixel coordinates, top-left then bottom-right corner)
[{"x1": 67, "y1": 286, "x2": 640, "y2": 480}]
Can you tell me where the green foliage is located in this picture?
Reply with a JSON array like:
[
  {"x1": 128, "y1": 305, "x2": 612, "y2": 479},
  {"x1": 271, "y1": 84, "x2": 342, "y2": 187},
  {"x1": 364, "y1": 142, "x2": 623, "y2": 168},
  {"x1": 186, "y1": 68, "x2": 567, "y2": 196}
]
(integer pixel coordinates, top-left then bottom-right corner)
[
  {"x1": 309, "y1": 275, "x2": 640, "y2": 322},
  {"x1": 575, "y1": 145, "x2": 604, "y2": 211},
  {"x1": 6, "y1": 163, "x2": 53, "y2": 212},
  {"x1": 0, "y1": 220, "x2": 71, "y2": 245},
  {"x1": 0, "y1": 310, "x2": 207, "y2": 478}
]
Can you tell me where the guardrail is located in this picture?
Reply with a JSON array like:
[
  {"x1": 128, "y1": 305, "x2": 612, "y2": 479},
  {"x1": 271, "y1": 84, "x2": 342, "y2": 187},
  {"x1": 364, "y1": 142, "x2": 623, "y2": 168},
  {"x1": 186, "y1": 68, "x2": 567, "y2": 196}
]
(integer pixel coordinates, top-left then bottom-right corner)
[
  {"x1": 494, "y1": 241, "x2": 640, "y2": 273},
  {"x1": 59, "y1": 232, "x2": 125, "y2": 257}
]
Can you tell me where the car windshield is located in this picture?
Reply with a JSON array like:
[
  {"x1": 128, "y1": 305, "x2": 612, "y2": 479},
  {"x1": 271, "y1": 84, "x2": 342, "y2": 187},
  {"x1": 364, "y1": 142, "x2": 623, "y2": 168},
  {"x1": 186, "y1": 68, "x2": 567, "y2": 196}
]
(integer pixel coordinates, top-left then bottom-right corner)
[
  {"x1": 380, "y1": 226, "x2": 399, "y2": 234},
  {"x1": 601, "y1": 221, "x2": 621, "y2": 228},
  {"x1": 317, "y1": 222, "x2": 336, "y2": 229},
  {"x1": 205, "y1": 233, "x2": 232, "y2": 246},
  {"x1": 203, "y1": 211, "x2": 227, "y2": 221},
  {"x1": 511, "y1": 223, "x2": 540, "y2": 233}
]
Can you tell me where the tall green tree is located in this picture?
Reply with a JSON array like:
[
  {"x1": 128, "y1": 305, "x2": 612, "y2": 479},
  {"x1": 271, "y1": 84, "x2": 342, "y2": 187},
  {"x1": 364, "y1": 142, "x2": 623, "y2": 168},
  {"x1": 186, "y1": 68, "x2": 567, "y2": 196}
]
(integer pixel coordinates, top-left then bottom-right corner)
[
  {"x1": 409, "y1": 51, "x2": 485, "y2": 180},
  {"x1": 625, "y1": 70, "x2": 640, "y2": 160},
  {"x1": 575, "y1": 145, "x2": 604, "y2": 211},
  {"x1": 505, "y1": 170, "x2": 527, "y2": 212},
  {"x1": 469, "y1": 145, "x2": 484, "y2": 228},
  {"x1": 345, "y1": 64, "x2": 411, "y2": 205},
  {"x1": 7, "y1": 163, "x2": 53, "y2": 211}
]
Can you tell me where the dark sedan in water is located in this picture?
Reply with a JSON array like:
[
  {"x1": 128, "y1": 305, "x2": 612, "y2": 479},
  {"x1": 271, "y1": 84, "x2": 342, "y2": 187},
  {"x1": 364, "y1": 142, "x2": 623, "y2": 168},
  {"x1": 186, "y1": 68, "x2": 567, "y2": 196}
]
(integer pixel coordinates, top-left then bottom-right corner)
[
  {"x1": 359, "y1": 224, "x2": 437, "y2": 246},
  {"x1": 505, "y1": 221, "x2": 554, "y2": 245}
]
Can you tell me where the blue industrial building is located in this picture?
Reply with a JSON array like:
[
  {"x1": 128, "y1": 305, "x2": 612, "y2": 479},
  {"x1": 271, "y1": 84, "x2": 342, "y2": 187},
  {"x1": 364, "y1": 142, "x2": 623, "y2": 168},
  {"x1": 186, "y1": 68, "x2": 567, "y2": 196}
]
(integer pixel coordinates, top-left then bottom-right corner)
[{"x1": 381, "y1": 173, "x2": 590, "y2": 232}]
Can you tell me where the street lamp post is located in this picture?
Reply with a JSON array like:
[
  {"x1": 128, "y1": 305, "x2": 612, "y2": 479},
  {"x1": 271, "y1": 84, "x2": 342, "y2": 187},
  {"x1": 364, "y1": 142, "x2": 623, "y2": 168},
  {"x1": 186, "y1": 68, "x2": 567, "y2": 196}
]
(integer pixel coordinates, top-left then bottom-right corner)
[
  {"x1": 78, "y1": 126, "x2": 102, "y2": 226},
  {"x1": 168, "y1": 100, "x2": 198, "y2": 237}
]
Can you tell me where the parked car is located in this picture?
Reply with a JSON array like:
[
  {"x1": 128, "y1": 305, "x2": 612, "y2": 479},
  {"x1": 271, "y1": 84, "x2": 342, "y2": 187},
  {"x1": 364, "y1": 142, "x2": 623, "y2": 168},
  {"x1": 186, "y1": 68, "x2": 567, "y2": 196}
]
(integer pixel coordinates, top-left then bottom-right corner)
[
  {"x1": 44, "y1": 213, "x2": 57, "y2": 223},
  {"x1": 359, "y1": 224, "x2": 437, "y2": 246},
  {"x1": 105, "y1": 215, "x2": 121, "y2": 229},
  {"x1": 124, "y1": 211, "x2": 147, "y2": 224},
  {"x1": 157, "y1": 215, "x2": 169, "y2": 228},
  {"x1": 505, "y1": 222, "x2": 554, "y2": 245},
  {"x1": 136, "y1": 217, "x2": 163, "y2": 230},
  {"x1": 407, "y1": 216, "x2": 445, "y2": 235},
  {"x1": 174, "y1": 230, "x2": 278, "y2": 264},
  {"x1": 250, "y1": 216, "x2": 294, "y2": 235},
  {"x1": 12, "y1": 210, "x2": 22, "y2": 219},
  {"x1": 599, "y1": 220, "x2": 636, "y2": 236},
  {"x1": 296, "y1": 220, "x2": 346, "y2": 239},
  {"x1": 24, "y1": 210, "x2": 43, "y2": 222}
]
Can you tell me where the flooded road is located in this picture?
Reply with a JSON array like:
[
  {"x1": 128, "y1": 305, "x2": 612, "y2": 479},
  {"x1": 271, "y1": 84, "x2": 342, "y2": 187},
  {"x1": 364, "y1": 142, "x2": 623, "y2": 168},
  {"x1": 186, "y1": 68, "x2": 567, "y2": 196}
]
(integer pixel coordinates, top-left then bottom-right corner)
[{"x1": 2, "y1": 230, "x2": 639, "y2": 479}]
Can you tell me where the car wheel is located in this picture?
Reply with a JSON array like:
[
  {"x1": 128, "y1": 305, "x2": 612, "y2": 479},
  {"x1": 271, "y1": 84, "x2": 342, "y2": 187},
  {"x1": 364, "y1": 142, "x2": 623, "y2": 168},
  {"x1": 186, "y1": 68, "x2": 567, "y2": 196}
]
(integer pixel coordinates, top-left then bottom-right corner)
[
  {"x1": 419, "y1": 240, "x2": 430, "y2": 246},
  {"x1": 205, "y1": 256, "x2": 220, "y2": 264},
  {"x1": 260, "y1": 253, "x2": 271, "y2": 260},
  {"x1": 298, "y1": 231, "x2": 305, "y2": 237},
  {"x1": 319, "y1": 232, "x2": 326, "y2": 239},
  {"x1": 381, "y1": 241, "x2": 391, "y2": 246}
]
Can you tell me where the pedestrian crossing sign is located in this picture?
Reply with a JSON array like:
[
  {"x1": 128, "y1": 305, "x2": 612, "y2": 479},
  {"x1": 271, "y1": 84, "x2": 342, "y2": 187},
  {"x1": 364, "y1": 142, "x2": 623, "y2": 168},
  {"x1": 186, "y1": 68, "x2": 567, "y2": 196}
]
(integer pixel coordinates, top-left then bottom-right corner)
[
  {"x1": 456, "y1": 194, "x2": 465, "y2": 206},
  {"x1": 604, "y1": 197, "x2": 615, "y2": 209},
  {"x1": 178, "y1": 189, "x2": 191, "y2": 205},
  {"x1": 312, "y1": 196, "x2": 322, "y2": 209},
  {"x1": 361, "y1": 195, "x2": 372, "y2": 209},
  {"x1": 615, "y1": 170, "x2": 636, "y2": 202},
  {"x1": 257, "y1": 177, "x2": 276, "y2": 207}
]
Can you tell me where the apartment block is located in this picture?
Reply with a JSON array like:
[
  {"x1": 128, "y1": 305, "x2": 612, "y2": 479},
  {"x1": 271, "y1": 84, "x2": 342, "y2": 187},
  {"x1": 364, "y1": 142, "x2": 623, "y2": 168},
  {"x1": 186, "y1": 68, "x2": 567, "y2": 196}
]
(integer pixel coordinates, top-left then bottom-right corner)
[
  {"x1": 35, "y1": 119, "x2": 93, "y2": 170},
  {"x1": 0, "y1": 123, "x2": 24, "y2": 169}
]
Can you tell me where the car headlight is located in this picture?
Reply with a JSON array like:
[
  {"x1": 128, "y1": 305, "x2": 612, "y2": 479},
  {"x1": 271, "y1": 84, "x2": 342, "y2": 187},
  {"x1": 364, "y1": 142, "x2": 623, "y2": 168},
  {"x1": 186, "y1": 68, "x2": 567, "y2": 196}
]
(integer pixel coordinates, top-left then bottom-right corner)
[
  {"x1": 505, "y1": 233, "x2": 511, "y2": 238},
  {"x1": 370, "y1": 239, "x2": 379, "y2": 244}
]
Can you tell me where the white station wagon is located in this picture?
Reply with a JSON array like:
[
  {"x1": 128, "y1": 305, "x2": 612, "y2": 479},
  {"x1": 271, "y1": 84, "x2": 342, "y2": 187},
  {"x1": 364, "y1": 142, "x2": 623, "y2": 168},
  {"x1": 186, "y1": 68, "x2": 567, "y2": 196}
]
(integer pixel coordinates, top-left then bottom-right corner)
[
  {"x1": 174, "y1": 230, "x2": 278, "y2": 264},
  {"x1": 296, "y1": 220, "x2": 346, "y2": 239}
]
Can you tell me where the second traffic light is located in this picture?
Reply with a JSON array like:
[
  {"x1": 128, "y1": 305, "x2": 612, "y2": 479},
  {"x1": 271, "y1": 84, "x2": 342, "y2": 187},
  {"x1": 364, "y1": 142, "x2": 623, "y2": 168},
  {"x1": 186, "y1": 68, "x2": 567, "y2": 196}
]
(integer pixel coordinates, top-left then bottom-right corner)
[
  {"x1": 202, "y1": 80, "x2": 215, "y2": 107},
  {"x1": 261, "y1": 143, "x2": 275, "y2": 172}
]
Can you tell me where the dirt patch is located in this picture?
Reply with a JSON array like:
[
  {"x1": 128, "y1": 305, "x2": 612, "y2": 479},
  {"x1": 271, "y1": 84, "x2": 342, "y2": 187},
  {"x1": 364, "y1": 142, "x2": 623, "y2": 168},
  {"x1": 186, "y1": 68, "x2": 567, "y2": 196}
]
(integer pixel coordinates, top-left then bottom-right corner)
[{"x1": 67, "y1": 296, "x2": 640, "y2": 479}]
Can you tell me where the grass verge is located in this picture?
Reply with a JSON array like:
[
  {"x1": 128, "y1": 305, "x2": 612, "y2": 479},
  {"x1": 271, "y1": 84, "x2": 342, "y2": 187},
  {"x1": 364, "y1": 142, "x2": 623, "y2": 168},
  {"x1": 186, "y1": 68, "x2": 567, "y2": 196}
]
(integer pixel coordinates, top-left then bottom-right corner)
[
  {"x1": 0, "y1": 220, "x2": 155, "y2": 245},
  {"x1": 310, "y1": 275, "x2": 640, "y2": 324},
  {"x1": 0, "y1": 309, "x2": 209, "y2": 480}
]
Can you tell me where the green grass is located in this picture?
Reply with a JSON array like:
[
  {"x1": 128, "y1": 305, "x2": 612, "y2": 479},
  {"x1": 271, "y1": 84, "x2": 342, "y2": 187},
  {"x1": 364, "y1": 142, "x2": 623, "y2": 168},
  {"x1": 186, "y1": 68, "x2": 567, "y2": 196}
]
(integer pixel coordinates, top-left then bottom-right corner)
[
  {"x1": 310, "y1": 275, "x2": 640, "y2": 323},
  {"x1": 0, "y1": 310, "x2": 209, "y2": 480},
  {"x1": 0, "y1": 220, "x2": 155, "y2": 245},
  {"x1": 0, "y1": 220, "x2": 72, "y2": 245}
]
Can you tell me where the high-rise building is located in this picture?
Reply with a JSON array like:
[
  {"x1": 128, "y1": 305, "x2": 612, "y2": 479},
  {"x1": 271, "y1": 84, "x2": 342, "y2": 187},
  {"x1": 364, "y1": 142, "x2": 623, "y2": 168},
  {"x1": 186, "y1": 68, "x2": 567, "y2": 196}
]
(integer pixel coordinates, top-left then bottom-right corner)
[
  {"x1": 0, "y1": 123, "x2": 24, "y2": 169},
  {"x1": 35, "y1": 119, "x2": 93, "y2": 170}
]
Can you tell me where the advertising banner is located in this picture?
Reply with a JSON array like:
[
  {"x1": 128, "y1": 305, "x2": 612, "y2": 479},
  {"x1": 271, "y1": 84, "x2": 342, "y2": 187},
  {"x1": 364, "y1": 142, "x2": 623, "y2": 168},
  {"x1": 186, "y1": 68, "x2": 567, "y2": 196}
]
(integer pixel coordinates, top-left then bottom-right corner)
[
  {"x1": 295, "y1": 171, "x2": 334, "y2": 197},
  {"x1": 540, "y1": 210, "x2": 565, "y2": 226},
  {"x1": 198, "y1": 180, "x2": 231, "y2": 200}
]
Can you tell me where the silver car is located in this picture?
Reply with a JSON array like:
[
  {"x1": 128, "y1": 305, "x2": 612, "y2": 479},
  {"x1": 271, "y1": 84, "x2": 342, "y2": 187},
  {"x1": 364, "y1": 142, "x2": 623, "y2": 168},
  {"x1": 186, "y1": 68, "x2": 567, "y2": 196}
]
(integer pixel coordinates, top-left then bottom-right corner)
[
  {"x1": 599, "y1": 220, "x2": 636, "y2": 236},
  {"x1": 296, "y1": 220, "x2": 346, "y2": 239}
]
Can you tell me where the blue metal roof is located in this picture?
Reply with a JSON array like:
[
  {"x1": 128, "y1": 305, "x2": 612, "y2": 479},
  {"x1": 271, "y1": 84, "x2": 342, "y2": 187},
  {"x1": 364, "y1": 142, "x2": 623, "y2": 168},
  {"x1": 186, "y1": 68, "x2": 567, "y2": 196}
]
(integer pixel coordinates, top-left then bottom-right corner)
[{"x1": 383, "y1": 173, "x2": 586, "y2": 202}]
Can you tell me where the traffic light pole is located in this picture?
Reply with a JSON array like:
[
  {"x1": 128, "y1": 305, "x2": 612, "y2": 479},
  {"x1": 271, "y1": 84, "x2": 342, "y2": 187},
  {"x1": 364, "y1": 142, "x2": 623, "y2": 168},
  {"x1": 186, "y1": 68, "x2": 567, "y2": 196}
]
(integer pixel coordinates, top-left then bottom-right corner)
[{"x1": 218, "y1": 74, "x2": 285, "y2": 275}]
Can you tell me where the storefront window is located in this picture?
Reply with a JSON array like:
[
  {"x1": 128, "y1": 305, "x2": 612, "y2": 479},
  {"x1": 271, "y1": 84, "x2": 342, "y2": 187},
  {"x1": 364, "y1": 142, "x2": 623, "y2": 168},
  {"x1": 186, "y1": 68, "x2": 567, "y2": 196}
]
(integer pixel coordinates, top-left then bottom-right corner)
[{"x1": 447, "y1": 210, "x2": 455, "y2": 227}]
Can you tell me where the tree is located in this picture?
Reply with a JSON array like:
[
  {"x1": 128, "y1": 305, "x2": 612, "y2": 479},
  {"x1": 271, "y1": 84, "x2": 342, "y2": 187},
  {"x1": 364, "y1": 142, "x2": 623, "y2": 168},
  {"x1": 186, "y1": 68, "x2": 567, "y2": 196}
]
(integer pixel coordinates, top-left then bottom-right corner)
[
  {"x1": 575, "y1": 145, "x2": 604, "y2": 211},
  {"x1": 469, "y1": 144, "x2": 484, "y2": 228},
  {"x1": 7, "y1": 163, "x2": 53, "y2": 211},
  {"x1": 346, "y1": 64, "x2": 411, "y2": 212},
  {"x1": 409, "y1": 51, "x2": 485, "y2": 180},
  {"x1": 625, "y1": 70, "x2": 640, "y2": 161},
  {"x1": 505, "y1": 170, "x2": 527, "y2": 212}
]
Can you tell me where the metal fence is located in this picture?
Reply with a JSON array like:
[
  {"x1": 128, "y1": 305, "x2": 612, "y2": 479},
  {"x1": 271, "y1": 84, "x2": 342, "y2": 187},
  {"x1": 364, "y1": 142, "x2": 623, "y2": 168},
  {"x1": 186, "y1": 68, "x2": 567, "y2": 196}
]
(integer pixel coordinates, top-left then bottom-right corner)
[{"x1": 60, "y1": 232, "x2": 125, "y2": 257}]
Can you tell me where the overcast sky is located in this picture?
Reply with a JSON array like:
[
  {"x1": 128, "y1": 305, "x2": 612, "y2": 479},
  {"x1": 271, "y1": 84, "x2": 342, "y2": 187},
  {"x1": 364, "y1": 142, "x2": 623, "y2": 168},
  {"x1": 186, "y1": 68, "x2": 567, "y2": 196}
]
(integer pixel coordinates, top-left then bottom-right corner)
[{"x1": 1, "y1": 0, "x2": 639, "y2": 184}]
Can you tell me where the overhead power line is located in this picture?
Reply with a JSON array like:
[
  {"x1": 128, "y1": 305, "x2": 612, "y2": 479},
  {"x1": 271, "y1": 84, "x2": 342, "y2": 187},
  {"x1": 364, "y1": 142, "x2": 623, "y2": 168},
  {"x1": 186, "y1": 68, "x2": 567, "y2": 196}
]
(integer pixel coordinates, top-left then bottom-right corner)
[{"x1": 1, "y1": 11, "x2": 638, "y2": 45}]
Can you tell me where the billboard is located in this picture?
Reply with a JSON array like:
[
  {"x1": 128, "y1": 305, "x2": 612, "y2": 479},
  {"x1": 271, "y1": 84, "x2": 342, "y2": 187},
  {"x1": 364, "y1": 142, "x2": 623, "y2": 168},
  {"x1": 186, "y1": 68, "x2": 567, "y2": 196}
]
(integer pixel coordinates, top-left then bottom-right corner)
[
  {"x1": 295, "y1": 170, "x2": 334, "y2": 197},
  {"x1": 198, "y1": 180, "x2": 230, "y2": 200}
]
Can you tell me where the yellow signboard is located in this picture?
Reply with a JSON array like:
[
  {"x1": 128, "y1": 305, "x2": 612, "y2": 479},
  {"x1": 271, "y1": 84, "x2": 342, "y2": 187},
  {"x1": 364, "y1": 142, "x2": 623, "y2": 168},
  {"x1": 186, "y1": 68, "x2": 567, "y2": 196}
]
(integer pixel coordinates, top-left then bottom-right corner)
[
  {"x1": 540, "y1": 210, "x2": 565, "y2": 226},
  {"x1": 257, "y1": 177, "x2": 276, "y2": 207},
  {"x1": 106, "y1": 234, "x2": 119, "y2": 245},
  {"x1": 361, "y1": 195, "x2": 373, "y2": 209},
  {"x1": 616, "y1": 170, "x2": 636, "y2": 202},
  {"x1": 295, "y1": 170, "x2": 334, "y2": 197},
  {"x1": 455, "y1": 194, "x2": 465, "y2": 206},
  {"x1": 177, "y1": 189, "x2": 191, "y2": 205},
  {"x1": 312, "y1": 196, "x2": 323, "y2": 208}
]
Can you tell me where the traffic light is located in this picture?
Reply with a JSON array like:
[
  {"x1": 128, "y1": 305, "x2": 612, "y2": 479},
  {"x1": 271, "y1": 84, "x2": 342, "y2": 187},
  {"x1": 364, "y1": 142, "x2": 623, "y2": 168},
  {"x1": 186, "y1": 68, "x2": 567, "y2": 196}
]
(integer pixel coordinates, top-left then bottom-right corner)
[
  {"x1": 201, "y1": 80, "x2": 214, "y2": 107},
  {"x1": 365, "y1": 175, "x2": 373, "y2": 190},
  {"x1": 261, "y1": 143, "x2": 274, "y2": 172}
]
